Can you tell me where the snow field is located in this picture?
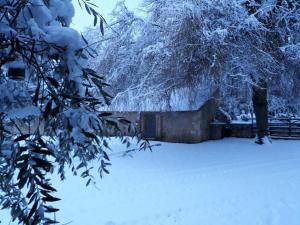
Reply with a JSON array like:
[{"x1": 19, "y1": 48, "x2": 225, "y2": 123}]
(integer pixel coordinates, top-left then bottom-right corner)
[
  {"x1": 1, "y1": 138, "x2": 300, "y2": 225},
  {"x1": 55, "y1": 138, "x2": 300, "y2": 225}
]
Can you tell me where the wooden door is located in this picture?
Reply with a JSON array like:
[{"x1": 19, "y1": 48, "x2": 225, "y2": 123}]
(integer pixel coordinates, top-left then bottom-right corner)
[{"x1": 143, "y1": 113, "x2": 157, "y2": 139}]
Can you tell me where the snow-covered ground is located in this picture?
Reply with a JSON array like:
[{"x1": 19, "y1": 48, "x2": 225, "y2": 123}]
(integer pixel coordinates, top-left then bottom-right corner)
[{"x1": 2, "y1": 138, "x2": 300, "y2": 225}]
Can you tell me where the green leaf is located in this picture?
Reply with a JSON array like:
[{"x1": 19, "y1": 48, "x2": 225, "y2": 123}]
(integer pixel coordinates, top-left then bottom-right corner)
[
  {"x1": 93, "y1": 15, "x2": 97, "y2": 26},
  {"x1": 102, "y1": 82, "x2": 110, "y2": 87},
  {"x1": 81, "y1": 34, "x2": 89, "y2": 45},
  {"x1": 84, "y1": 68, "x2": 102, "y2": 77},
  {"x1": 40, "y1": 189, "x2": 52, "y2": 198},
  {"x1": 80, "y1": 170, "x2": 89, "y2": 178},
  {"x1": 33, "y1": 82, "x2": 40, "y2": 106},
  {"x1": 46, "y1": 77, "x2": 60, "y2": 88},
  {"x1": 1, "y1": 199, "x2": 11, "y2": 209},
  {"x1": 119, "y1": 118, "x2": 131, "y2": 124},
  {"x1": 44, "y1": 218, "x2": 60, "y2": 224},
  {"x1": 18, "y1": 174, "x2": 28, "y2": 189},
  {"x1": 99, "y1": 112, "x2": 112, "y2": 117},
  {"x1": 103, "y1": 139, "x2": 109, "y2": 148},
  {"x1": 16, "y1": 154, "x2": 29, "y2": 163},
  {"x1": 86, "y1": 178, "x2": 92, "y2": 186},
  {"x1": 76, "y1": 162, "x2": 86, "y2": 170},
  {"x1": 32, "y1": 148, "x2": 55, "y2": 157},
  {"x1": 26, "y1": 182, "x2": 35, "y2": 199},
  {"x1": 106, "y1": 119, "x2": 118, "y2": 128},
  {"x1": 43, "y1": 205, "x2": 59, "y2": 213},
  {"x1": 32, "y1": 157, "x2": 53, "y2": 171},
  {"x1": 42, "y1": 196, "x2": 61, "y2": 202},
  {"x1": 27, "y1": 200, "x2": 39, "y2": 222},
  {"x1": 38, "y1": 138, "x2": 47, "y2": 148},
  {"x1": 85, "y1": 3, "x2": 91, "y2": 15},
  {"x1": 40, "y1": 183, "x2": 57, "y2": 192},
  {"x1": 102, "y1": 167, "x2": 109, "y2": 174},
  {"x1": 17, "y1": 165, "x2": 28, "y2": 180},
  {"x1": 14, "y1": 134, "x2": 30, "y2": 142},
  {"x1": 100, "y1": 19, "x2": 104, "y2": 36},
  {"x1": 77, "y1": 0, "x2": 82, "y2": 9},
  {"x1": 82, "y1": 130, "x2": 97, "y2": 139},
  {"x1": 32, "y1": 214, "x2": 41, "y2": 225},
  {"x1": 29, "y1": 193, "x2": 38, "y2": 205},
  {"x1": 43, "y1": 100, "x2": 52, "y2": 120},
  {"x1": 103, "y1": 151, "x2": 110, "y2": 161}
]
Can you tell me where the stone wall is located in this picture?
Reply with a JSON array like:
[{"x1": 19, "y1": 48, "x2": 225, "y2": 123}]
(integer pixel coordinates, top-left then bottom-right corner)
[
  {"x1": 230, "y1": 124, "x2": 255, "y2": 138},
  {"x1": 198, "y1": 98, "x2": 219, "y2": 141},
  {"x1": 139, "y1": 97, "x2": 218, "y2": 143},
  {"x1": 103, "y1": 111, "x2": 140, "y2": 136},
  {"x1": 210, "y1": 123, "x2": 255, "y2": 140},
  {"x1": 105, "y1": 96, "x2": 218, "y2": 143},
  {"x1": 154, "y1": 110, "x2": 203, "y2": 143}
]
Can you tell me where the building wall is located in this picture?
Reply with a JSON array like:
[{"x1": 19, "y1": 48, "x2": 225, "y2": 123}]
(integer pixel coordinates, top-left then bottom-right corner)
[
  {"x1": 157, "y1": 110, "x2": 202, "y2": 143},
  {"x1": 140, "y1": 97, "x2": 218, "y2": 143},
  {"x1": 103, "y1": 111, "x2": 140, "y2": 136},
  {"x1": 105, "y1": 96, "x2": 218, "y2": 143},
  {"x1": 198, "y1": 98, "x2": 219, "y2": 141}
]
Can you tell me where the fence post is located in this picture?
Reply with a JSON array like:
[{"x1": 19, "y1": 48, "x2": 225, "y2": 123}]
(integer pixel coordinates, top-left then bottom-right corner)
[
  {"x1": 251, "y1": 110, "x2": 254, "y2": 136},
  {"x1": 268, "y1": 117, "x2": 271, "y2": 136},
  {"x1": 289, "y1": 118, "x2": 291, "y2": 137}
]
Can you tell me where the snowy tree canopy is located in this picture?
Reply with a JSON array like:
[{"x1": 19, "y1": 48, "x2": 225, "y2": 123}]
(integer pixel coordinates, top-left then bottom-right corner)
[{"x1": 87, "y1": 0, "x2": 300, "y2": 114}]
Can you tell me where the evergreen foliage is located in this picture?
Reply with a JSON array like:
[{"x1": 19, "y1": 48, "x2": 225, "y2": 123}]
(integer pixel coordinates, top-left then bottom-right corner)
[{"x1": 0, "y1": 1, "x2": 148, "y2": 224}]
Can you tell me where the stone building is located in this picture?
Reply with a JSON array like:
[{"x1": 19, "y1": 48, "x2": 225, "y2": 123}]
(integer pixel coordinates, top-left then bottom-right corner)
[{"x1": 108, "y1": 96, "x2": 218, "y2": 143}]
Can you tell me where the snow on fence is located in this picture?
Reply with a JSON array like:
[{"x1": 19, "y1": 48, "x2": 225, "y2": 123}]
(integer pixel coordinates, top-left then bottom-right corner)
[
  {"x1": 211, "y1": 117, "x2": 300, "y2": 140},
  {"x1": 268, "y1": 117, "x2": 300, "y2": 139}
]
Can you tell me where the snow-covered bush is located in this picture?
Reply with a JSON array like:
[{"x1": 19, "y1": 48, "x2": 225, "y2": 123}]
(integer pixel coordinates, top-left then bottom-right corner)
[{"x1": 0, "y1": 1, "x2": 141, "y2": 224}]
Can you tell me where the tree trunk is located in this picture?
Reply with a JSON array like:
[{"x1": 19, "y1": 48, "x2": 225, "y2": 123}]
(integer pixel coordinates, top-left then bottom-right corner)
[{"x1": 252, "y1": 78, "x2": 269, "y2": 144}]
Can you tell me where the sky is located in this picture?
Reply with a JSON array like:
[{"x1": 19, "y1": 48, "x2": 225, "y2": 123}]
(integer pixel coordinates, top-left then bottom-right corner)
[{"x1": 71, "y1": 0, "x2": 142, "y2": 32}]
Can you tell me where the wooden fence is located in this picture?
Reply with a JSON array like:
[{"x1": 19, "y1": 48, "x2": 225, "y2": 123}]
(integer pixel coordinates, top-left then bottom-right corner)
[
  {"x1": 249, "y1": 117, "x2": 300, "y2": 140},
  {"x1": 211, "y1": 117, "x2": 300, "y2": 140}
]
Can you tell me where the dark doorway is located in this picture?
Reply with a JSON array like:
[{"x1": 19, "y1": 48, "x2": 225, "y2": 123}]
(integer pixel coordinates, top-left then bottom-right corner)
[{"x1": 143, "y1": 113, "x2": 157, "y2": 139}]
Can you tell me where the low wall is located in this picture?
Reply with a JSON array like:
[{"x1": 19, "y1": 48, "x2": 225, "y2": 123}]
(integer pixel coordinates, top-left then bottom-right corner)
[
  {"x1": 210, "y1": 123, "x2": 255, "y2": 140},
  {"x1": 231, "y1": 123, "x2": 255, "y2": 138}
]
